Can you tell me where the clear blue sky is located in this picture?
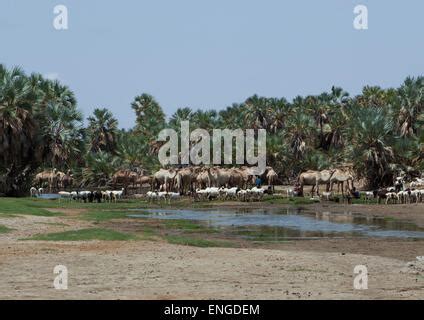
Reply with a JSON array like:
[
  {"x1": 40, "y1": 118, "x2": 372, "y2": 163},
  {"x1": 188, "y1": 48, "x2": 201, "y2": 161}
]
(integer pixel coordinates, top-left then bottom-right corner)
[{"x1": 1, "y1": 0, "x2": 423, "y2": 128}]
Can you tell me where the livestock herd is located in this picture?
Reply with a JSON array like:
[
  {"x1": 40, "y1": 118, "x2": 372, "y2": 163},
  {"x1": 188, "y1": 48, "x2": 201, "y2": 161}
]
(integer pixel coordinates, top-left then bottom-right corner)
[
  {"x1": 30, "y1": 187, "x2": 125, "y2": 203},
  {"x1": 29, "y1": 166, "x2": 424, "y2": 206},
  {"x1": 367, "y1": 178, "x2": 424, "y2": 205},
  {"x1": 146, "y1": 186, "x2": 267, "y2": 204}
]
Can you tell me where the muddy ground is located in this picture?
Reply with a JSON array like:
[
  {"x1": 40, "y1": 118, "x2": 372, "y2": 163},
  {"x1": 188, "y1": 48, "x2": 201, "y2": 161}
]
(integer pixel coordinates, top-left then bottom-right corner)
[{"x1": 0, "y1": 201, "x2": 423, "y2": 300}]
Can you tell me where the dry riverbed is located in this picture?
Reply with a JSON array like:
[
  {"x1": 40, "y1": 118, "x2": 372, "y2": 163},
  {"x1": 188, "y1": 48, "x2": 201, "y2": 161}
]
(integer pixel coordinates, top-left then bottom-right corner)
[{"x1": 0, "y1": 199, "x2": 423, "y2": 300}]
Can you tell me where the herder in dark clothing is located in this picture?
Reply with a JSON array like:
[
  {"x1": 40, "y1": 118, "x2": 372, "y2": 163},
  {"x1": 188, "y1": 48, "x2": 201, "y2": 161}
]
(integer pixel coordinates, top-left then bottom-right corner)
[{"x1": 255, "y1": 177, "x2": 262, "y2": 188}]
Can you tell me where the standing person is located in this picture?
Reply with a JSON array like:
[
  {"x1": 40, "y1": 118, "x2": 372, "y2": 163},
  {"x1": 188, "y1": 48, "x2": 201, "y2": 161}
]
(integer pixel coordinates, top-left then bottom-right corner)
[{"x1": 255, "y1": 176, "x2": 262, "y2": 188}]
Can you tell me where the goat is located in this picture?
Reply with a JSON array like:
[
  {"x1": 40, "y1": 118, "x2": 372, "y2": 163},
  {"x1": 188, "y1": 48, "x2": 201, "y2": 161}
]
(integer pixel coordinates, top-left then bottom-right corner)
[
  {"x1": 167, "y1": 192, "x2": 181, "y2": 204},
  {"x1": 364, "y1": 191, "x2": 374, "y2": 203},
  {"x1": 146, "y1": 191, "x2": 158, "y2": 202},
  {"x1": 321, "y1": 191, "x2": 333, "y2": 201},
  {"x1": 111, "y1": 188, "x2": 125, "y2": 202},
  {"x1": 248, "y1": 187, "x2": 265, "y2": 201},
  {"x1": 385, "y1": 192, "x2": 399, "y2": 204},
  {"x1": 58, "y1": 191, "x2": 72, "y2": 202},
  {"x1": 30, "y1": 187, "x2": 38, "y2": 197}
]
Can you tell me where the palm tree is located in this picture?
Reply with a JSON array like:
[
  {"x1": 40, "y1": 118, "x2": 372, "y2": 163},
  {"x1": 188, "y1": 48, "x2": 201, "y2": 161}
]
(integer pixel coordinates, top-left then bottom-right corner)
[
  {"x1": 168, "y1": 107, "x2": 193, "y2": 131},
  {"x1": 357, "y1": 86, "x2": 388, "y2": 108},
  {"x1": 191, "y1": 109, "x2": 219, "y2": 132},
  {"x1": 346, "y1": 106, "x2": 395, "y2": 188},
  {"x1": 243, "y1": 95, "x2": 269, "y2": 130},
  {"x1": 304, "y1": 94, "x2": 330, "y2": 148},
  {"x1": 0, "y1": 65, "x2": 88, "y2": 195},
  {"x1": 115, "y1": 130, "x2": 160, "y2": 172},
  {"x1": 81, "y1": 151, "x2": 121, "y2": 187},
  {"x1": 324, "y1": 109, "x2": 347, "y2": 150},
  {"x1": 283, "y1": 113, "x2": 315, "y2": 160},
  {"x1": 87, "y1": 108, "x2": 118, "y2": 153},
  {"x1": 131, "y1": 93, "x2": 166, "y2": 139},
  {"x1": 397, "y1": 76, "x2": 424, "y2": 137},
  {"x1": 43, "y1": 102, "x2": 84, "y2": 168},
  {"x1": 218, "y1": 104, "x2": 246, "y2": 129},
  {"x1": 330, "y1": 86, "x2": 350, "y2": 106},
  {"x1": 0, "y1": 65, "x2": 43, "y2": 195},
  {"x1": 267, "y1": 98, "x2": 290, "y2": 133}
]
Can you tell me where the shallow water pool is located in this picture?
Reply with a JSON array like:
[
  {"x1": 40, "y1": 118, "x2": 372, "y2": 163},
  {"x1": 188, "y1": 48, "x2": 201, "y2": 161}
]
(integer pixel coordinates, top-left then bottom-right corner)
[{"x1": 129, "y1": 208, "x2": 424, "y2": 240}]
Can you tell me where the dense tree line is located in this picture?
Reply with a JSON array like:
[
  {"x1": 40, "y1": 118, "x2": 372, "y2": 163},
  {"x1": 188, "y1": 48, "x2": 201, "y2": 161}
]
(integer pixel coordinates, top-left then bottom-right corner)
[{"x1": 0, "y1": 64, "x2": 423, "y2": 195}]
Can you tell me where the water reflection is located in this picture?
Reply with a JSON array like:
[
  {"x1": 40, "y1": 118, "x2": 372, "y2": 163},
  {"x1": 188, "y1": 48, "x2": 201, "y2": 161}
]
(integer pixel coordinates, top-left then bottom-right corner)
[{"x1": 129, "y1": 208, "x2": 424, "y2": 239}]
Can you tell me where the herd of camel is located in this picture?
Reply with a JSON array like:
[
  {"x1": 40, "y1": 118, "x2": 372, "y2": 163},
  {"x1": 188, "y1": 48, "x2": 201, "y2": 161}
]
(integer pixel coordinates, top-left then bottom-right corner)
[
  {"x1": 32, "y1": 165, "x2": 424, "y2": 205},
  {"x1": 34, "y1": 169, "x2": 73, "y2": 192},
  {"x1": 32, "y1": 166, "x2": 356, "y2": 197}
]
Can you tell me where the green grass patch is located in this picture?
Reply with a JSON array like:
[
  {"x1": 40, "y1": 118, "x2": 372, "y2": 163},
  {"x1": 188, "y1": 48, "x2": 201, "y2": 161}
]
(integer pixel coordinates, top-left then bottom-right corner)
[
  {"x1": 26, "y1": 228, "x2": 136, "y2": 241},
  {"x1": 0, "y1": 198, "x2": 63, "y2": 216},
  {"x1": 162, "y1": 219, "x2": 218, "y2": 233},
  {"x1": 165, "y1": 235, "x2": 233, "y2": 247},
  {"x1": 14, "y1": 197, "x2": 146, "y2": 210},
  {"x1": 0, "y1": 225, "x2": 12, "y2": 234},
  {"x1": 234, "y1": 228, "x2": 292, "y2": 242},
  {"x1": 82, "y1": 210, "x2": 133, "y2": 221}
]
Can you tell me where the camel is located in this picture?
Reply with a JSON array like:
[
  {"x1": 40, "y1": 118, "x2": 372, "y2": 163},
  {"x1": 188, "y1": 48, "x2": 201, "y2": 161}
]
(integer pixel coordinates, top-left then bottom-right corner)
[
  {"x1": 34, "y1": 170, "x2": 53, "y2": 189},
  {"x1": 136, "y1": 175, "x2": 152, "y2": 192},
  {"x1": 258, "y1": 167, "x2": 273, "y2": 183},
  {"x1": 298, "y1": 169, "x2": 336, "y2": 196},
  {"x1": 175, "y1": 167, "x2": 194, "y2": 195},
  {"x1": 48, "y1": 168, "x2": 60, "y2": 192},
  {"x1": 330, "y1": 169, "x2": 355, "y2": 195},
  {"x1": 112, "y1": 169, "x2": 138, "y2": 189},
  {"x1": 228, "y1": 168, "x2": 245, "y2": 189},
  {"x1": 236, "y1": 167, "x2": 253, "y2": 188},
  {"x1": 56, "y1": 171, "x2": 66, "y2": 189},
  {"x1": 61, "y1": 170, "x2": 73, "y2": 190},
  {"x1": 266, "y1": 168, "x2": 278, "y2": 192},
  {"x1": 152, "y1": 168, "x2": 177, "y2": 192},
  {"x1": 209, "y1": 167, "x2": 231, "y2": 188},
  {"x1": 195, "y1": 169, "x2": 211, "y2": 189},
  {"x1": 190, "y1": 166, "x2": 203, "y2": 191},
  {"x1": 34, "y1": 168, "x2": 59, "y2": 192}
]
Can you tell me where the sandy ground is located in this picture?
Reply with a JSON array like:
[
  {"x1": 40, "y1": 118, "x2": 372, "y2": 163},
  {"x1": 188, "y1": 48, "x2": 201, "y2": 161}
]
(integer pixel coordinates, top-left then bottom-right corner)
[{"x1": 0, "y1": 204, "x2": 423, "y2": 300}]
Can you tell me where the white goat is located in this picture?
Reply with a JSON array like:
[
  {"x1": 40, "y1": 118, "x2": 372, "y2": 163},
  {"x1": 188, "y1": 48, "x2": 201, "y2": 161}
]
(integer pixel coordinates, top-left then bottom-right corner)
[
  {"x1": 111, "y1": 188, "x2": 124, "y2": 202},
  {"x1": 58, "y1": 191, "x2": 72, "y2": 202},
  {"x1": 248, "y1": 187, "x2": 265, "y2": 201},
  {"x1": 146, "y1": 191, "x2": 158, "y2": 202},
  {"x1": 220, "y1": 187, "x2": 239, "y2": 200},
  {"x1": 237, "y1": 189, "x2": 249, "y2": 202},
  {"x1": 158, "y1": 191, "x2": 168, "y2": 202},
  {"x1": 30, "y1": 187, "x2": 38, "y2": 197},
  {"x1": 385, "y1": 192, "x2": 399, "y2": 204},
  {"x1": 167, "y1": 192, "x2": 181, "y2": 204},
  {"x1": 286, "y1": 189, "x2": 295, "y2": 198},
  {"x1": 321, "y1": 191, "x2": 333, "y2": 201},
  {"x1": 364, "y1": 191, "x2": 374, "y2": 203}
]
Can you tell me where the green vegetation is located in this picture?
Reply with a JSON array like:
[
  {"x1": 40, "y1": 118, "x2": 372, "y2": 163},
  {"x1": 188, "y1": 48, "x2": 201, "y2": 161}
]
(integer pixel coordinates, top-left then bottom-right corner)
[
  {"x1": 0, "y1": 225, "x2": 12, "y2": 233},
  {"x1": 162, "y1": 219, "x2": 218, "y2": 234},
  {"x1": 351, "y1": 198, "x2": 378, "y2": 205},
  {"x1": 27, "y1": 228, "x2": 136, "y2": 241},
  {"x1": 0, "y1": 198, "x2": 63, "y2": 216},
  {"x1": 1, "y1": 63, "x2": 423, "y2": 196},
  {"x1": 165, "y1": 235, "x2": 233, "y2": 248},
  {"x1": 24, "y1": 198, "x2": 145, "y2": 210},
  {"x1": 82, "y1": 210, "x2": 140, "y2": 221}
]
